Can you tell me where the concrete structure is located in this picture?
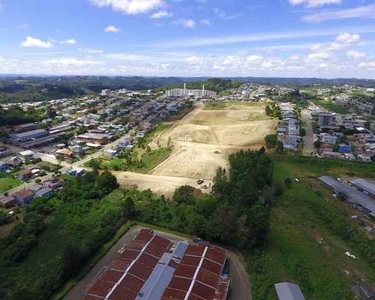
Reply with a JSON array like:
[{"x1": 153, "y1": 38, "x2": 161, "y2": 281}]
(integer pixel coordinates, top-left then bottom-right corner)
[
  {"x1": 18, "y1": 150, "x2": 35, "y2": 162},
  {"x1": 350, "y1": 179, "x2": 375, "y2": 199},
  {"x1": 77, "y1": 133, "x2": 110, "y2": 145},
  {"x1": 165, "y1": 84, "x2": 217, "y2": 98},
  {"x1": 275, "y1": 282, "x2": 305, "y2": 300},
  {"x1": 318, "y1": 113, "x2": 334, "y2": 127},
  {"x1": 13, "y1": 129, "x2": 48, "y2": 142},
  {"x1": 319, "y1": 176, "x2": 375, "y2": 218},
  {"x1": 82, "y1": 229, "x2": 229, "y2": 300}
]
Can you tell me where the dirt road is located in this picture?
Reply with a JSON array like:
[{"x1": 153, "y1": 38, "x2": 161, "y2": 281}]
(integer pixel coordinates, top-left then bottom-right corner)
[
  {"x1": 302, "y1": 110, "x2": 314, "y2": 155},
  {"x1": 63, "y1": 225, "x2": 251, "y2": 300}
]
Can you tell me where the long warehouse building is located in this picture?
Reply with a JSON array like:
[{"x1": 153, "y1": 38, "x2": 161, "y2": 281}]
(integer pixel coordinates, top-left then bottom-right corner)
[{"x1": 82, "y1": 229, "x2": 230, "y2": 300}]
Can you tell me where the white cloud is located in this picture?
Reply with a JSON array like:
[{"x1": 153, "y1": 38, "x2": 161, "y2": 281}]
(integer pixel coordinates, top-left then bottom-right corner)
[
  {"x1": 17, "y1": 23, "x2": 29, "y2": 29},
  {"x1": 173, "y1": 19, "x2": 196, "y2": 28},
  {"x1": 289, "y1": 0, "x2": 341, "y2": 7},
  {"x1": 104, "y1": 25, "x2": 120, "y2": 33},
  {"x1": 307, "y1": 52, "x2": 331, "y2": 61},
  {"x1": 79, "y1": 48, "x2": 105, "y2": 54},
  {"x1": 151, "y1": 10, "x2": 173, "y2": 19},
  {"x1": 45, "y1": 58, "x2": 102, "y2": 67},
  {"x1": 246, "y1": 55, "x2": 263, "y2": 63},
  {"x1": 201, "y1": 19, "x2": 211, "y2": 26},
  {"x1": 21, "y1": 36, "x2": 53, "y2": 48},
  {"x1": 158, "y1": 26, "x2": 375, "y2": 48},
  {"x1": 106, "y1": 53, "x2": 149, "y2": 60},
  {"x1": 90, "y1": 0, "x2": 164, "y2": 15},
  {"x1": 336, "y1": 33, "x2": 360, "y2": 44},
  {"x1": 347, "y1": 50, "x2": 365, "y2": 59},
  {"x1": 213, "y1": 8, "x2": 244, "y2": 20},
  {"x1": 60, "y1": 39, "x2": 77, "y2": 45},
  {"x1": 302, "y1": 4, "x2": 375, "y2": 23}
]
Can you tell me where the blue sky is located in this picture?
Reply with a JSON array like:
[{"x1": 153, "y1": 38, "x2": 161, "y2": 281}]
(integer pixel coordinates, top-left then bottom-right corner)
[{"x1": 0, "y1": 0, "x2": 375, "y2": 78}]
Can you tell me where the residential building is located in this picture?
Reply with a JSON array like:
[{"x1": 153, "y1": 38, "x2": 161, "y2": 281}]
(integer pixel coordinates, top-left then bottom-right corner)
[
  {"x1": 16, "y1": 169, "x2": 32, "y2": 180},
  {"x1": 13, "y1": 189, "x2": 34, "y2": 205},
  {"x1": 43, "y1": 178, "x2": 65, "y2": 190},
  {"x1": 350, "y1": 179, "x2": 375, "y2": 199},
  {"x1": 15, "y1": 123, "x2": 37, "y2": 133},
  {"x1": 321, "y1": 134, "x2": 338, "y2": 145},
  {"x1": 339, "y1": 144, "x2": 352, "y2": 153},
  {"x1": 0, "y1": 196, "x2": 16, "y2": 208},
  {"x1": 18, "y1": 150, "x2": 35, "y2": 162},
  {"x1": 0, "y1": 161, "x2": 11, "y2": 172},
  {"x1": 77, "y1": 133, "x2": 110, "y2": 145},
  {"x1": 35, "y1": 187, "x2": 53, "y2": 199},
  {"x1": 318, "y1": 113, "x2": 334, "y2": 127}
]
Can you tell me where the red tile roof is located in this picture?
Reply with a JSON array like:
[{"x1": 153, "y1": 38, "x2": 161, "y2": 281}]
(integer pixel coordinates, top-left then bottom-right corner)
[
  {"x1": 109, "y1": 259, "x2": 132, "y2": 272},
  {"x1": 168, "y1": 276, "x2": 192, "y2": 291},
  {"x1": 99, "y1": 269, "x2": 124, "y2": 283},
  {"x1": 144, "y1": 243, "x2": 167, "y2": 259},
  {"x1": 196, "y1": 269, "x2": 220, "y2": 289},
  {"x1": 205, "y1": 248, "x2": 226, "y2": 265},
  {"x1": 174, "y1": 264, "x2": 197, "y2": 279},
  {"x1": 162, "y1": 288, "x2": 187, "y2": 300},
  {"x1": 118, "y1": 274, "x2": 144, "y2": 293},
  {"x1": 128, "y1": 261, "x2": 153, "y2": 281},
  {"x1": 181, "y1": 255, "x2": 201, "y2": 266},
  {"x1": 150, "y1": 235, "x2": 171, "y2": 249},
  {"x1": 127, "y1": 240, "x2": 147, "y2": 251},
  {"x1": 137, "y1": 253, "x2": 159, "y2": 268},
  {"x1": 191, "y1": 281, "x2": 216, "y2": 300},
  {"x1": 201, "y1": 259, "x2": 222, "y2": 275},
  {"x1": 87, "y1": 279, "x2": 115, "y2": 297},
  {"x1": 108, "y1": 285, "x2": 137, "y2": 300},
  {"x1": 134, "y1": 232, "x2": 153, "y2": 243},
  {"x1": 185, "y1": 245, "x2": 205, "y2": 257},
  {"x1": 119, "y1": 249, "x2": 139, "y2": 261}
]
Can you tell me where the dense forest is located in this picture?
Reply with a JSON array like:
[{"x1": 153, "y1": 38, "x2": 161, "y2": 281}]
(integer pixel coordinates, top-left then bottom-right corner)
[
  {"x1": 0, "y1": 149, "x2": 274, "y2": 300},
  {"x1": 0, "y1": 107, "x2": 50, "y2": 127}
]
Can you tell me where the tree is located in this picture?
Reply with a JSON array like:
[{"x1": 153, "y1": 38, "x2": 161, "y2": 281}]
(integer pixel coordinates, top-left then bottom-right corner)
[
  {"x1": 89, "y1": 159, "x2": 101, "y2": 170},
  {"x1": 265, "y1": 106, "x2": 272, "y2": 116},
  {"x1": 276, "y1": 141, "x2": 284, "y2": 154},
  {"x1": 124, "y1": 197, "x2": 135, "y2": 220},
  {"x1": 173, "y1": 186, "x2": 196, "y2": 206},
  {"x1": 314, "y1": 140, "x2": 322, "y2": 149},
  {"x1": 96, "y1": 171, "x2": 118, "y2": 192},
  {"x1": 371, "y1": 155, "x2": 375, "y2": 163},
  {"x1": 284, "y1": 177, "x2": 292, "y2": 189},
  {"x1": 265, "y1": 135, "x2": 277, "y2": 149},
  {"x1": 273, "y1": 183, "x2": 284, "y2": 196},
  {"x1": 300, "y1": 128, "x2": 306, "y2": 137}
]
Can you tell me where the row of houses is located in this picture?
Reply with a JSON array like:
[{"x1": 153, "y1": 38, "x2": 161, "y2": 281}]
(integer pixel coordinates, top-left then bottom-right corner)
[
  {"x1": 277, "y1": 103, "x2": 302, "y2": 151},
  {"x1": 0, "y1": 177, "x2": 64, "y2": 208}
]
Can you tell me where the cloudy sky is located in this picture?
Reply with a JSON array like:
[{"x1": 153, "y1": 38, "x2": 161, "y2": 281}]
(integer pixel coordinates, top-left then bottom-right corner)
[{"x1": 0, "y1": 0, "x2": 375, "y2": 78}]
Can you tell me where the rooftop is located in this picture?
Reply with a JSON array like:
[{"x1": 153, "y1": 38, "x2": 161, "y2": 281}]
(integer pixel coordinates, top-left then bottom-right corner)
[
  {"x1": 275, "y1": 282, "x2": 305, "y2": 300},
  {"x1": 83, "y1": 229, "x2": 229, "y2": 300}
]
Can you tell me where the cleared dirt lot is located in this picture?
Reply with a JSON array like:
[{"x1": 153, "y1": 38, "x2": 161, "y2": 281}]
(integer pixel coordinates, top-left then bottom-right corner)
[
  {"x1": 150, "y1": 105, "x2": 276, "y2": 179},
  {"x1": 116, "y1": 104, "x2": 276, "y2": 195}
]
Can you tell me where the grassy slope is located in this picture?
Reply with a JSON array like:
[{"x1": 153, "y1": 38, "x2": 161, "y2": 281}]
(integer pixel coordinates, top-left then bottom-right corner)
[
  {"x1": 248, "y1": 157, "x2": 375, "y2": 300},
  {"x1": 0, "y1": 177, "x2": 20, "y2": 193},
  {"x1": 312, "y1": 99, "x2": 350, "y2": 114}
]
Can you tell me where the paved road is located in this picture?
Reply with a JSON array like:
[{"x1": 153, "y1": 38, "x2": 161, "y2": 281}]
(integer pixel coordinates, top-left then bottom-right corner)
[
  {"x1": 301, "y1": 109, "x2": 314, "y2": 155},
  {"x1": 64, "y1": 225, "x2": 251, "y2": 300}
]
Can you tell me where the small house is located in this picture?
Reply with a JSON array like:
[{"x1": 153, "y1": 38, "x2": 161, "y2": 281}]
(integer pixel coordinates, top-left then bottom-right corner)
[
  {"x1": 0, "y1": 196, "x2": 16, "y2": 208},
  {"x1": 13, "y1": 189, "x2": 34, "y2": 205},
  {"x1": 35, "y1": 187, "x2": 53, "y2": 199},
  {"x1": 339, "y1": 144, "x2": 351, "y2": 153}
]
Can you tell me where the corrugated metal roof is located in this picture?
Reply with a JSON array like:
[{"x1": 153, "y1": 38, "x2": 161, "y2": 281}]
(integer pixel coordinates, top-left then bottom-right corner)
[{"x1": 275, "y1": 282, "x2": 305, "y2": 300}]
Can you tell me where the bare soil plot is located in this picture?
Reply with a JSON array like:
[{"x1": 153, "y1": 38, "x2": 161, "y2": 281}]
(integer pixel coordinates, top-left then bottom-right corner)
[{"x1": 150, "y1": 104, "x2": 277, "y2": 179}]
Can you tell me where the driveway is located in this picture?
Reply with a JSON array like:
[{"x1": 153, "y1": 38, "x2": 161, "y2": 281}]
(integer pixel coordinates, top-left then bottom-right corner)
[{"x1": 64, "y1": 225, "x2": 251, "y2": 300}]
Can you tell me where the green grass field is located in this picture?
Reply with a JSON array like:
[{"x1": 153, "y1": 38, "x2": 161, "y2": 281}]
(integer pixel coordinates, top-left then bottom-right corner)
[
  {"x1": 312, "y1": 99, "x2": 350, "y2": 114},
  {"x1": 247, "y1": 157, "x2": 375, "y2": 300},
  {"x1": 0, "y1": 177, "x2": 20, "y2": 193}
]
